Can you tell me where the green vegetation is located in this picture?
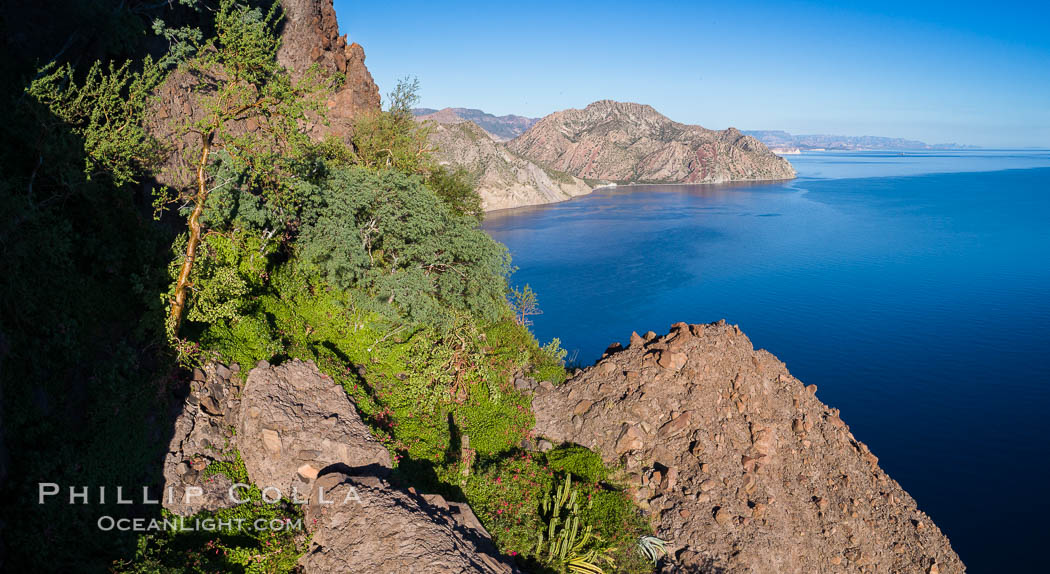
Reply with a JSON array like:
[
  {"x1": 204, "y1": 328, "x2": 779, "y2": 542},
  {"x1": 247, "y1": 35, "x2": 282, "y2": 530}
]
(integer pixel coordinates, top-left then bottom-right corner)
[
  {"x1": 0, "y1": 0, "x2": 655, "y2": 572},
  {"x1": 636, "y1": 536, "x2": 670, "y2": 565},
  {"x1": 115, "y1": 451, "x2": 308, "y2": 574},
  {"x1": 510, "y1": 283, "x2": 543, "y2": 326},
  {"x1": 537, "y1": 474, "x2": 617, "y2": 574},
  {"x1": 462, "y1": 453, "x2": 653, "y2": 574},
  {"x1": 158, "y1": 0, "x2": 332, "y2": 338},
  {"x1": 541, "y1": 165, "x2": 579, "y2": 186}
]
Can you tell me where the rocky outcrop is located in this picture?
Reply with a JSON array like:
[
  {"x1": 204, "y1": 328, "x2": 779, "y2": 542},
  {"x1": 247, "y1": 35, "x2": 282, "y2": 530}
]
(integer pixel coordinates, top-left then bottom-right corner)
[
  {"x1": 302, "y1": 472, "x2": 520, "y2": 573},
  {"x1": 235, "y1": 359, "x2": 392, "y2": 495},
  {"x1": 163, "y1": 359, "x2": 516, "y2": 573},
  {"x1": 424, "y1": 118, "x2": 593, "y2": 211},
  {"x1": 147, "y1": 0, "x2": 380, "y2": 190},
  {"x1": 509, "y1": 100, "x2": 796, "y2": 184},
  {"x1": 162, "y1": 362, "x2": 243, "y2": 515},
  {"x1": 277, "y1": 0, "x2": 381, "y2": 130},
  {"x1": 532, "y1": 321, "x2": 964, "y2": 574},
  {"x1": 415, "y1": 108, "x2": 539, "y2": 141}
]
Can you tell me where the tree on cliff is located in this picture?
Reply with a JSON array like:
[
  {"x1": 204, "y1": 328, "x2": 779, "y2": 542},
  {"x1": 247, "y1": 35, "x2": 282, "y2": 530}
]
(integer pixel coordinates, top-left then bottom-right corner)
[
  {"x1": 352, "y1": 77, "x2": 484, "y2": 218},
  {"x1": 352, "y1": 77, "x2": 434, "y2": 174},
  {"x1": 159, "y1": 0, "x2": 332, "y2": 339}
]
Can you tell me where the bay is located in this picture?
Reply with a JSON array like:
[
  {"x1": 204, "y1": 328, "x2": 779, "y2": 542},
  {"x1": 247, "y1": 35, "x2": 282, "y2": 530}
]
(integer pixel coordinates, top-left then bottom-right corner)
[{"x1": 484, "y1": 150, "x2": 1050, "y2": 572}]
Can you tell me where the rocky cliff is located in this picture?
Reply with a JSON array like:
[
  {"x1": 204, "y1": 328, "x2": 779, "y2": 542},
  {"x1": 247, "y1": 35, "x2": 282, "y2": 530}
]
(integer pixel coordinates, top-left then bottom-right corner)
[
  {"x1": 277, "y1": 0, "x2": 381, "y2": 132},
  {"x1": 424, "y1": 116, "x2": 593, "y2": 211},
  {"x1": 148, "y1": 0, "x2": 380, "y2": 190},
  {"x1": 531, "y1": 321, "x2": 964, "y2": 574},
  {"x1": 508, "y1": 100, "x2": 796, "y2": 184}
]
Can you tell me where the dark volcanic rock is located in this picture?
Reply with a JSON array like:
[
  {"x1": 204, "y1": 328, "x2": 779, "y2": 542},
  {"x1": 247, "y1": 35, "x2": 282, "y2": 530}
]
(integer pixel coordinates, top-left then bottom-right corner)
[
  {"x1": 277, "y1": 0, "x2": 380, "y2": 129},
  {"x1": 165, "y1": 359, "x2": 514, "y2": 573},
  {"x1": 532, "y1": 321, "x2": 964, "y2": 574},
  {"x1": 162, "y1": 362, "x2": 242, "y2": 515}
]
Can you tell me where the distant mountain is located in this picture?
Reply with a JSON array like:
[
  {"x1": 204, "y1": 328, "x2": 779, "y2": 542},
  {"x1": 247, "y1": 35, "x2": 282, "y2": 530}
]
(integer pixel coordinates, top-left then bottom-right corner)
[
  {"x1": 743, "y1": 130, "x2": 977, "y2": 151},
  {"x1": 508, "y1": 100, "x2": 795, "y2": 184},
  {"x1": 421, "y1": 116, "x2": 592, "y2": 211},
  {"x1": 413, "y1": 107, "x2": 539, "y2": 141}
]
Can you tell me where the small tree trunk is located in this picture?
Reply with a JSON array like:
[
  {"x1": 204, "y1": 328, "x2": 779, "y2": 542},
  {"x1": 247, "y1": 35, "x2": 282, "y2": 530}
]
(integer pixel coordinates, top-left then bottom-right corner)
[{"x1": 168, "y1": 134, "x2": 212, "y2": 336}]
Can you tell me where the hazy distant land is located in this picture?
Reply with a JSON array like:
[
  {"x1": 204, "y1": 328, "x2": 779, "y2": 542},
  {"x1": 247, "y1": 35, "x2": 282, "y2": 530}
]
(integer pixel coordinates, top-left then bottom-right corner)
[
  {"x1": 742, "y1": 130, "x2": 979, "y2": 152},
  {"x1": 413, "y1": 109, "x2": 978, "y2": 152}
]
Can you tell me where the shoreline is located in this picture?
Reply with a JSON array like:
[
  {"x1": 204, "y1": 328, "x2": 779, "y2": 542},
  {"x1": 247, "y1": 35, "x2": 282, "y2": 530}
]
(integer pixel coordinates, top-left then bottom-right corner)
[
  {"x1": 484, "y1": 175, "x2": 798, "y2": 214},
  {"x1": 593, "y1": 174, "x2": 797, "y2": 190}
]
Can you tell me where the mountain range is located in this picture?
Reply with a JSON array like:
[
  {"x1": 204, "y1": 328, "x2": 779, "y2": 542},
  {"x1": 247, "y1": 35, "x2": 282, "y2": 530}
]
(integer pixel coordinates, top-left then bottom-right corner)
[
  {"x1": 414, "y1": 107, "x2": 538, "y2": 141},
  {"x1": 508, "y1": 100, "x2": 795, "y2": 184},
  {"x1": 423, "y1": 115, "x2": 592, "y2": 211},
  {"x1": 743, "y1": 130, "x2": 977, "y2": 151},
  {"x1": 419, "y1": 101, "x2": 796, "y2": 211}
]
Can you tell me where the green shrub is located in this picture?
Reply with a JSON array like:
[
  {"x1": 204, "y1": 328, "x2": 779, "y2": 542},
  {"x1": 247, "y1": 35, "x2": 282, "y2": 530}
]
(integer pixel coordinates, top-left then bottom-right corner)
[
  {"x1": 462, "y1": 452, "x2": 654, "y2": 574},
  {"x1": 546, "y1": 445, "x2": 608, "y2": 483},
  {"x1": 484, "y1": 319, "x2": 569, "y2": 384},
  {"x1": 427, "y1": 164, "x2": 483, "y2": 218},
  {"x1": 296, "y1": 166, "x2": 511, "y2": 330}
]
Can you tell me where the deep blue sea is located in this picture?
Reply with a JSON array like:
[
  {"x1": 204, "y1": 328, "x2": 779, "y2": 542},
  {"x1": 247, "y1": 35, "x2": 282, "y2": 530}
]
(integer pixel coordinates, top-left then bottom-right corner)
[{"x1": 484, "y1": 150, "x2": 1050, "y2": 572}]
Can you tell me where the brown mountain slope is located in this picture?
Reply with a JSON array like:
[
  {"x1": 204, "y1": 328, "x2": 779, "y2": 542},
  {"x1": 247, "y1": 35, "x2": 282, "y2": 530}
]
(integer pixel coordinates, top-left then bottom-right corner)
[
  {"x1": 509, "y1": 100, "x2": 796, "y2": 184},
  {"x1": 532, "y1": 321, "x2": 963, "y2": 573},
  {"x1": 415, "y1": 107, "x2": 539, "y2": 141},
  {"x1": 424, "y1": 117, "x2": 593, "y2": 211}
]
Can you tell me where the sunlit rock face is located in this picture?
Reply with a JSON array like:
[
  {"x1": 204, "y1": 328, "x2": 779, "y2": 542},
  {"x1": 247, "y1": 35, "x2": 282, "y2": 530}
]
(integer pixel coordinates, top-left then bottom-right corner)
[
  {"x1": 509, "y1": 100, "x2": 796, "y2": 184},
  {"x1": 531, "y1": 321, "x2": 964, "y2": 574}
]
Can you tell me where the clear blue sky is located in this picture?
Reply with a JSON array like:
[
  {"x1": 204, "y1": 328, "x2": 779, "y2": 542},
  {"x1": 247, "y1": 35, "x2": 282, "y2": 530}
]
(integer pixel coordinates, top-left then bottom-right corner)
[{"x1": 333, "y1": 0, "x2": 1050, "y2": 147}]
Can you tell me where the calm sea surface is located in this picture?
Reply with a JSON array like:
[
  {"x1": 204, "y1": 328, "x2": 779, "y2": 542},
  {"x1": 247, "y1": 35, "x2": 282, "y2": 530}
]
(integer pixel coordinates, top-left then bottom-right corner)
[{"x1": 484, "y1": 150, "x2": 1050, "y2": 572}]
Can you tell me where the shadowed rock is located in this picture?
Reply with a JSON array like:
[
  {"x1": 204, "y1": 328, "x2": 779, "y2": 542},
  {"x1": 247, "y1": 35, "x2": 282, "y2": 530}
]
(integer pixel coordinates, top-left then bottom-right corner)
[{"x1": 300, "y1": 470, "x2": 520, "y2": 573}]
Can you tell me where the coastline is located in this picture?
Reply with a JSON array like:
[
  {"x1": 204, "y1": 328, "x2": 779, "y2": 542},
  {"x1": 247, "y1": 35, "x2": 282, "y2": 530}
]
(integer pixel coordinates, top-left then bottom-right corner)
[{"x1": 485, "y1": 174, "x2": 799, "y2": 214}]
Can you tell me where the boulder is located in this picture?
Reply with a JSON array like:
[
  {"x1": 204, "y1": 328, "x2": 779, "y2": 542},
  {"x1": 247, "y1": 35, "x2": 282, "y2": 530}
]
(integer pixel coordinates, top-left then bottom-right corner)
[
  {"x1": 235, "y1": 359, "x2": 391, "y2": 496},
  {"x1": 300, "y1": 471, "x2": 520, "y2": 573}
]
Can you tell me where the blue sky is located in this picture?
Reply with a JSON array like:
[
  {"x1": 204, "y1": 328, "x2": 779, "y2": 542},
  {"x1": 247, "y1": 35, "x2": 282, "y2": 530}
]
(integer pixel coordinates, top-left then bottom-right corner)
[{"x1": 333, "y1": 0, "x2": 1050, "y2": 147}]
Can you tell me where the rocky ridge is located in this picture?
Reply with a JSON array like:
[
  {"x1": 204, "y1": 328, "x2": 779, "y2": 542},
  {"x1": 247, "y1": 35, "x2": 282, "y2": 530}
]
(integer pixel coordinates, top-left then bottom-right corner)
[
  {"x1": 509, "y1": 100, "x2": 796, "y2": 184},
  {"x1": 423, "y1": 116, "x2": 593, "y2": 211},
  {"x1": 276, "y1": 0, "x2": 381, "y2": 128},
  {"x1": 531, "y1": 321, "x2": 964, "y2": 574}
]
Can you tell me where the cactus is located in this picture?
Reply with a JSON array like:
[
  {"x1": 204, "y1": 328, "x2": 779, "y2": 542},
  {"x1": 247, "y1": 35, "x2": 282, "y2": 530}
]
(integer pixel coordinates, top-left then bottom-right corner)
[{"x1": 535, "y1": 474, "x2": 616, "y2": 574}]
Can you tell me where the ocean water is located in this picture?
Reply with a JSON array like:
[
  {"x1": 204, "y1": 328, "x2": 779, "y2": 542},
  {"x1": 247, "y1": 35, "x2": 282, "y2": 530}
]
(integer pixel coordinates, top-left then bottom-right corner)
[{"x1": 484, "y1": 150, "x2": 1050, "y2": 572}]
